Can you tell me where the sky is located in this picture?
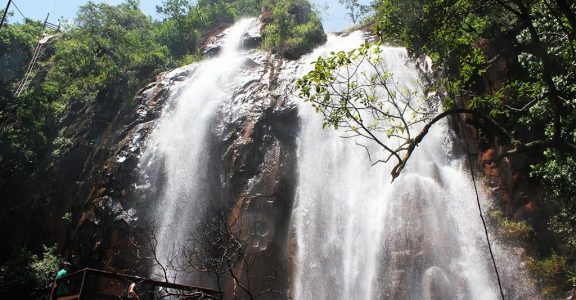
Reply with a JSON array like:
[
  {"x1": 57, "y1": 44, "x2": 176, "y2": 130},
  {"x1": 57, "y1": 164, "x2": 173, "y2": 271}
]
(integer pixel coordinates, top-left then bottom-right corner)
[{"x1": 3, "y1": 0, "x2": 372, "y2": 32}]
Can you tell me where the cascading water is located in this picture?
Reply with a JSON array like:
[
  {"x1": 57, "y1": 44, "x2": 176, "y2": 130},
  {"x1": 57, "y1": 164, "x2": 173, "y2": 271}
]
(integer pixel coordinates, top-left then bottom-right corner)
[
  {"x1": 134, "y1": 16, "x2": 536, "y2": 298},
  {"x1": 291, "y1": 32, "x2": 536, "y2": 299},
  {"x1": 138, "y1": 19, "x2": 256, "y2": 282}
]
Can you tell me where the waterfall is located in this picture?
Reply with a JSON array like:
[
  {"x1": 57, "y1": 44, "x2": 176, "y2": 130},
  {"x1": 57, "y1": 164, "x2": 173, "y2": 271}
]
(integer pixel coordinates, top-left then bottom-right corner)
[
  {"x1": 138, "y1": 19, "x2": 255, "y2": 282},
  {"x1": 291, "y1": 32, "x2": 534, "y2": 299},
  {"x1": 134, "y1": 17, "x2": 535, "y2": 298}
]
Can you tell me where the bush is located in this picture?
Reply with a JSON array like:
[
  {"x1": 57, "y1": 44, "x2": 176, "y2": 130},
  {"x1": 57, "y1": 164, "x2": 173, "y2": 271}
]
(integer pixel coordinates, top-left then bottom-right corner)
[
  {"x1": 499, "y1": 219, "x2": 533, "y2": 241},
  {"x1": 527, "y1": 253, "x2": 569, "y2": 297},
  {"x1": 262, "y1": 0, "x2": 326, "y2": 59},
  {"x1": 0, "y1": 245, "x2": 62, "y2": 300},
  {"x1": 0, "y1": 20, "x2": 43, "y2": 88}
]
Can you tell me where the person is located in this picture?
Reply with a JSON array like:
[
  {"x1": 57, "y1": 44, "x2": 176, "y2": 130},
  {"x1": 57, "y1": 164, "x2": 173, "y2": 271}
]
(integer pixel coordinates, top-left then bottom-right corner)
[
  {"x1": 53, "y1": 261, "x2": 71, "y2": 297},
  {"x1": 568, "y1": 285, "x2": 576, "y2": 300},
  {"x1": 126, "y1": 282, "x2": 140, "y2": 300}
]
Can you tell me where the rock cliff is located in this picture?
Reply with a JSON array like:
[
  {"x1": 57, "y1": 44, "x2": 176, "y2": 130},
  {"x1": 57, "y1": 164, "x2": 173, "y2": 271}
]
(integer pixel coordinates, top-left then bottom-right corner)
[{"x1": 37, "y1": 18, "x2": 301, "y2": 299}]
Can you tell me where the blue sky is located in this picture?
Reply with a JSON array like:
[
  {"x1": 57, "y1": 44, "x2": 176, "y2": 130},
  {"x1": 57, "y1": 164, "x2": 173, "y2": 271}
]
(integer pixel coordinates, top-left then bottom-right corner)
[{"x1": 3, "y1": 0, "x2": 371, "y2": 32}]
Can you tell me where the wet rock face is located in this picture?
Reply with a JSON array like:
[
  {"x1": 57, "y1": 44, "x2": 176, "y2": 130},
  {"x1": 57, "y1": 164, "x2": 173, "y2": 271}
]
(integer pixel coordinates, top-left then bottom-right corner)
[
  {"x1": 215, "y1": 68, "x2": 299, "y2": 299},
  {"x1": 42, "y1": 72, "x2": 177, "y2": 272},
  {"x1": 443, "y1": 41, "x2": 555, "y2": 255}
]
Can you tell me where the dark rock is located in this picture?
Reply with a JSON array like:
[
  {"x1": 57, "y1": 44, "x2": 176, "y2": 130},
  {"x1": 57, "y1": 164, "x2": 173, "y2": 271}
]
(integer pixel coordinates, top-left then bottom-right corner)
[
  {"x1": 203, "y1": 43, "x2": 222, "y2": 57},
  {"x1": 201, "y1": 24, "x2": 232, "y2": 57},
  {"x1": 241, "y1": 19, "x2": 263, "y2": 50},
  {"x1": 202, "y1": 19, "x2": 263, "y2": 56}
]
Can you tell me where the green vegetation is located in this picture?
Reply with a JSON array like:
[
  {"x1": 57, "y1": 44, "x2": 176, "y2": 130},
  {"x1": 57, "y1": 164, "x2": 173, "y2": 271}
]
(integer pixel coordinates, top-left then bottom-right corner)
[
  {"x1": 490, "y1": 209, "x2": 534, "y2": 242},
  {"x1": 297, "y1": 0, "x2": 576, "y2": 295},
  {"x1": 527, "y1": 253, "x2": 569, "y2": 297},
  {"x1": 154, "y1": 0, "x2": 325, "y2": 60},
  {"x1": 0, "y1": 19, "x2": 43, "y2": 87},
  {"x1": 338, "y1": 0, "x2": 370, "y2": 26},
  {"x1": 44, "y1": 0, "x2": 171, "y2": 107},
  {"x1": 0, "y1": 18, "x2": 50, "y2": 266},
  {"x1": 262, "y1": 0, "x2": 325, "y2": 59},
  {"x1": 0, "y1": 245, "x2": 62, "y2": 299},
  {"x1": 296, "y1": 41, "x2": 429, "y2": 177}
]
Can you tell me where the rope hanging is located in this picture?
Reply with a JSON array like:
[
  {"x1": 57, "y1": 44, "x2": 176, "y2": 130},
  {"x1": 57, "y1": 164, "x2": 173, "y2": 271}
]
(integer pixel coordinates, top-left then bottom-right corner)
[{"x1": 455, "y1": 112, "x2": 506, "y2": 299}]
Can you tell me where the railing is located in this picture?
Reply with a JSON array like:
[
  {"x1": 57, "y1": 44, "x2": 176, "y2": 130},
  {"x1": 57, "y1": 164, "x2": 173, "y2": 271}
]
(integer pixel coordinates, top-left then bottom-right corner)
[
  {"x1": 52, "y1": 268, "x2": 223, "y2": 300},
  {"x1": 42, "y1": 13, "x2": 60, "y2": 32}
]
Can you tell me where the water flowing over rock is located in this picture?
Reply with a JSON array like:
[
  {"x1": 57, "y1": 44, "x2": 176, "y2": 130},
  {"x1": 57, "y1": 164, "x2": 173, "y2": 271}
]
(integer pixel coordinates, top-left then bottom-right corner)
[
  {"x1": 59, "y1": 18, "x2": 538, "y2": 299},
  {"x1": 291, "y1": 33, "x2": 537, "y2": 300}
]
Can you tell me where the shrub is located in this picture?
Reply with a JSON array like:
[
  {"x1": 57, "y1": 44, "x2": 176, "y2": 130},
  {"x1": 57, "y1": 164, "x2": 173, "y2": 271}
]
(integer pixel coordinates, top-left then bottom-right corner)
[
  {"x1": 0, "y1": 245, "x2": 62, "y2": 300},
  {"x1": 262, "y1": 0, "x2": 326, "y2": 59}
]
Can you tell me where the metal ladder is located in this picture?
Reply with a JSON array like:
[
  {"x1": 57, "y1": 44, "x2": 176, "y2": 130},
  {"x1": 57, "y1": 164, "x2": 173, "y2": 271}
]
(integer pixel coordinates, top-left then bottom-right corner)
[{"x1": 14, "y1": 13, "x2": 59, "y2": 97}]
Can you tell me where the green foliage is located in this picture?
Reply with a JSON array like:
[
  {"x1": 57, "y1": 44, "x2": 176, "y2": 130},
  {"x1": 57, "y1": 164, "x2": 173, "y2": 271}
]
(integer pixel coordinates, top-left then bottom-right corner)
[
  {"x1": 0, "y1": 20, "x2": 43, "y2": 87},
  {"x1": 0, "y1": 0, "x2": 173, "y2": 267},
  {"x1": 153, "y1": 17, "x2": 201, "y2": 59},
  {"x1": 489, "y1": 209, "x2": 533, "y2": 242},
  {"x1": 373, "y1": 0, "x2": 576, "y2": 152},
  {"x1": 297, "y1": 40, "x2": 430, "y2": 176},
  {"x1": 500, "y1": 219, "x2": 533, "y2": 241},
  {"x1": 532, "y1": 151, "x2": 576, "y2": 206},
  {"x1": 339, "y1": 0, "x2": 370, "y2": 26},
  {"x1": 61, "y1": 212, "x2": 72, "y2": 224},
  {"x1": 0, "y1": 245, "x2": 62, "y2": 299},
  {"x1": 262, "y1": 0, "x2": 326, "y2": 59},
  {"x1": 527, "y1": 253, "x2": 570, "y2": 297},
  {"x1": 550, "y1": 207, "x2": 576, "y2": 250},
  {"x1": 0, "y1": 21, "x2": 55, "y2": 260},
  {"x1": 154, "y1": 0, "x2": 325, "y2": 60},
  {"x1": 44, "y1": 1, "x2": 171, "y2": 106}
]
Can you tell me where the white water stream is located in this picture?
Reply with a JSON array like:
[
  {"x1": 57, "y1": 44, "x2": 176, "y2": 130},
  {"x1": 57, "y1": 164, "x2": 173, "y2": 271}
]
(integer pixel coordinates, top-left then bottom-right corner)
[
  {"x1": 291, "y1": 32, "x2": 533, "y2": 299},
  {"x1": 138, "y1": 19, "x2": 255, "y2": 282}
]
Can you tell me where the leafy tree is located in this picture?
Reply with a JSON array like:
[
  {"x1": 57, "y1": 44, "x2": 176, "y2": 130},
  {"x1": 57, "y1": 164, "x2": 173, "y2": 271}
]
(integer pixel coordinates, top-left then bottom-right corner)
[
  {"x1": 297, "y1": 40, "x2": 511, "y2": 179},
  {"x1": 339, "y1": 0, "x2": 370, "y2": 25},
  {"x1": 0, "y1": 245, "x2": 62, "y2": 299},
  {"x1": 297, "y1": 41, "x2": 435, "y2": 178},
  {"x1": 0, "y1": 19, "x2": 43, "y2": 87},
  {"x1": 155, "y1": 0, "x2": 199, "y2": 59},
  {"x1": 44, "y1": 0, "x2": 170, "y2": 106},
  {"x1": 372, "y1": 0, "x2": 576, "y2": 198},
  {"x1": 0, "y1": 20, "x2": 53, "y2": 261},
  {"x1": 156, "y1": 0, "x2": 193, "y2": 21},
  {"x1": 262, "y1": 0, "x2": 326, "y2": 59}
]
